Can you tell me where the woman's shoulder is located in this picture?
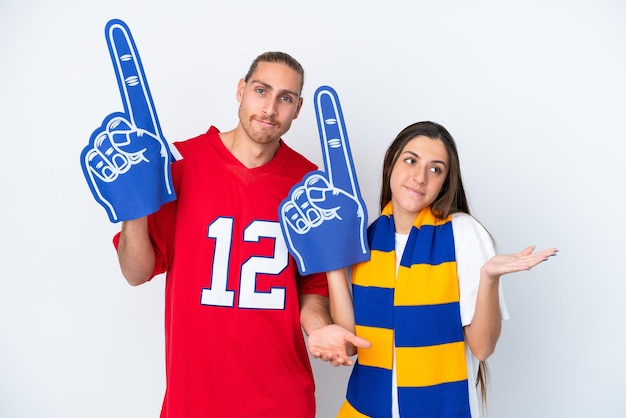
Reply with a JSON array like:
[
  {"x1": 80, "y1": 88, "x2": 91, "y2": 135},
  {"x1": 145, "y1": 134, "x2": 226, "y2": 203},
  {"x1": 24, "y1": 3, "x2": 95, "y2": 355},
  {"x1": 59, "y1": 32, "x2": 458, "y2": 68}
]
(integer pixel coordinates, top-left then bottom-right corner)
[
  {"x1": 451, "y1": 212, "x2": 481, "y2": 228},
  {"x1": 451, "y1": 212, "x2": 491, "y2": 242}
]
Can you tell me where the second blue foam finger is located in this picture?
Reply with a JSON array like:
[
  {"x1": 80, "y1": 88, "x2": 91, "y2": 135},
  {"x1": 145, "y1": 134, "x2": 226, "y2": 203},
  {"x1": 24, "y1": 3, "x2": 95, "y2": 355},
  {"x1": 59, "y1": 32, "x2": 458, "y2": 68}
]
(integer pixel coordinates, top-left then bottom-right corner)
[
  {"x1": 314, "y1": 86, "x2": 359, "y2": 197},
  {"x1": 106, "y1": 19, "x2": 159, "y2": 137}
]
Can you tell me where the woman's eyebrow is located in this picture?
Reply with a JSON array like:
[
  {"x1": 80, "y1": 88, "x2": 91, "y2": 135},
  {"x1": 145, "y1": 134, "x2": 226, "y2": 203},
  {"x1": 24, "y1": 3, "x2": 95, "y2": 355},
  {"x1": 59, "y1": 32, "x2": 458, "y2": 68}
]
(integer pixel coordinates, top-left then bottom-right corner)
[{"x1": 402, "y1": 150, "x2": 448, "y2": 167}]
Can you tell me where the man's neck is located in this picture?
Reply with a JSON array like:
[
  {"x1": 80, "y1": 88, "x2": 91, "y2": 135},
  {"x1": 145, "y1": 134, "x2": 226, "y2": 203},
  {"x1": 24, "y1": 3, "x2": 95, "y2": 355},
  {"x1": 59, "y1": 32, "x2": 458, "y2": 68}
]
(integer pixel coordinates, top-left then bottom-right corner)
[{"x1": 219, "y1": 127, "x2": 280, "y2": 168}]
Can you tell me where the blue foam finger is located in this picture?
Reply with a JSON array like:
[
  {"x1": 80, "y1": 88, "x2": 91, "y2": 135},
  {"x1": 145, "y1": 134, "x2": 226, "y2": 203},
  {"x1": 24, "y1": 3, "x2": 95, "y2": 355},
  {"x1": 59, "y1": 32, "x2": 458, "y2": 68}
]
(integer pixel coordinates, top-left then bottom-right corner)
[
  {"x1": 278, "y1": 86, "x2": 369, "y2": 275},
  {"x1": 80, "y1": 19, "x2": 176, "y2": 223}
]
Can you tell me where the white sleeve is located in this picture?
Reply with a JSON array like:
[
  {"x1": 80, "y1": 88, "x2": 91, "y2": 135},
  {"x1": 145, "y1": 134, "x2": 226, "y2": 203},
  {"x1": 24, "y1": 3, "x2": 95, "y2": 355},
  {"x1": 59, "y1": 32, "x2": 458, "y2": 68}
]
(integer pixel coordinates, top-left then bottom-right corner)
[
  {"x1": 452, "y1": 213, "x2": 510, "y2": 326},
  {"x1": 170, "y1": 142, "x2": 183, "y2": 161}
]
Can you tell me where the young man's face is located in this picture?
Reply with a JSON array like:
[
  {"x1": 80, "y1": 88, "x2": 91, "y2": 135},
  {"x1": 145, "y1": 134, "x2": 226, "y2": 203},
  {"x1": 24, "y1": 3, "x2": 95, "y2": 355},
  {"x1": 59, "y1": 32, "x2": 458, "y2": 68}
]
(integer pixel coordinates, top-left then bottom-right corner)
[{"x1": 237, "y1": 61, "x2": 303, "y2": 146}]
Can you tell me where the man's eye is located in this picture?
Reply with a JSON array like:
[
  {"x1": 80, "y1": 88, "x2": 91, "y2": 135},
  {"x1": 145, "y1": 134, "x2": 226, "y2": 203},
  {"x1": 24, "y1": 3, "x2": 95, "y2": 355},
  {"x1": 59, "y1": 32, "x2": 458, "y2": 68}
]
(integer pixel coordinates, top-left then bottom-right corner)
[
  {"x1": 256, "y1": 88, "x2": 266, "y2": 94},
  {"x1": 281, "y1": 95, "x2": 293, "y2": 103}
]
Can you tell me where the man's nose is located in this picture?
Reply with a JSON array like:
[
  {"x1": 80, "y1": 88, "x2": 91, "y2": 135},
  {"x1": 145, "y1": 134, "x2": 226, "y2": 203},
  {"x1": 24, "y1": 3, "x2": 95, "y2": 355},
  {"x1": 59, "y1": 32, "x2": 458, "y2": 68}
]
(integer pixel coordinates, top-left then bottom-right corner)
[{"x1": 262, "y1": 96, "x2": 278, "y2": 116}]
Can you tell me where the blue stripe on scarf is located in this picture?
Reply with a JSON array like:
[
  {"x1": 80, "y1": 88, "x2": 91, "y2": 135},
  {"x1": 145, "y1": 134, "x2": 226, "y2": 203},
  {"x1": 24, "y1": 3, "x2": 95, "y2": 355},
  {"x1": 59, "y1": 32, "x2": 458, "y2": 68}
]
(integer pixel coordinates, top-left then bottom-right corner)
[
  {"x1": 369, "y1": 215, "x2": 395, "y2": 252},
  {"x1": 394, "y1": 303, "x2": 465, "y2": 347},
  {"x1": 398, "y1": 381, "x2": 471, "y2": 417},
  {"x1": 400, "y1": 222, "x2": 456, "y2": 267},
  {"x1": 353, "y1": 285, "x2": 394, "y2": 329},
  {"x1": 346, "y1": 363, "x2": 392, "y2": 417}
]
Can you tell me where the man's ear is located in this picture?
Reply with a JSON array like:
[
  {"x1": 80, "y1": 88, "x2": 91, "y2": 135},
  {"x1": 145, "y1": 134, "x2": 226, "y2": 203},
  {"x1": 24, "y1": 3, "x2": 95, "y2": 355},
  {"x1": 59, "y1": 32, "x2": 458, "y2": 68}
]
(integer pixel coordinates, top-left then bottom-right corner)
[
  {"x1": 236, "y1": 78, "x2": 246, "y2": 103},
  {"x1": 293, "y1": 96, "x2": 304, "y2": 120}
]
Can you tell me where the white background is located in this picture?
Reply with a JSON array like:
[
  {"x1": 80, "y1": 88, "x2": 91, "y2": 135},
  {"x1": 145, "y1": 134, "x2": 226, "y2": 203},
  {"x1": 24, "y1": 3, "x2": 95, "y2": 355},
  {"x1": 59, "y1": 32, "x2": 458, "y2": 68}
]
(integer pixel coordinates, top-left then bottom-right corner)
[{"x1": 1, "y1": 1, "x2": 625, "y2": 417}]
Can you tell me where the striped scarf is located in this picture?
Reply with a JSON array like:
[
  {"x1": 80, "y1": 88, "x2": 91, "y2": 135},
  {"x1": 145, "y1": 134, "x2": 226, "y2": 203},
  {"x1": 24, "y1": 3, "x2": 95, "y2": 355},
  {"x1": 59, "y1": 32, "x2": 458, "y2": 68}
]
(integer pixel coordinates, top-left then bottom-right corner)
[{"x1": 338, "y1": 203, "x2": 470, "y2": 418}]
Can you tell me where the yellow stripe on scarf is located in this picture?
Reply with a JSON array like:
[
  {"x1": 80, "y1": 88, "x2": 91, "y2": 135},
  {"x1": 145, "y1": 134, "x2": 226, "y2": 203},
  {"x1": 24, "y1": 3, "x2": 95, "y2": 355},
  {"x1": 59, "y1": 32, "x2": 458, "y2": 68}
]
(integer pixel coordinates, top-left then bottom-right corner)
[
  {"x1": 352, "y1": 249, "x2": 396, "y2": 288},
  {"x1": 354, "y1": 325, "x2": 394, "y2": 370},
  {"x1": 396, "y1": 341, "x2": 467, "y2": 387},
  {"x1": 395, "y1": 262, "x2": 459, "y2": 306}
]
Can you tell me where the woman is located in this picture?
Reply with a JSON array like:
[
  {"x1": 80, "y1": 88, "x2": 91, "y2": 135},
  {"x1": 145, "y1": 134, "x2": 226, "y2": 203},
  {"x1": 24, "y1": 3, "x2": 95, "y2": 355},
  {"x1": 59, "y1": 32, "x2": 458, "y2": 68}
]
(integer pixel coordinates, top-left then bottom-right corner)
[{"x1": 329, "y1": 121, "x2": 557, "y2": 418}]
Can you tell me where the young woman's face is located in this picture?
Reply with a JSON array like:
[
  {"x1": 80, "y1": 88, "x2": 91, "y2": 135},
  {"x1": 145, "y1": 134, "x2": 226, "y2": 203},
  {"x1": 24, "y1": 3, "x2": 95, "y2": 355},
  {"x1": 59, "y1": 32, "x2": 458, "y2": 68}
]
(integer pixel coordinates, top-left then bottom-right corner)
[{"x1": 390, "y1": 135, "x2": 449, "y2": 233}]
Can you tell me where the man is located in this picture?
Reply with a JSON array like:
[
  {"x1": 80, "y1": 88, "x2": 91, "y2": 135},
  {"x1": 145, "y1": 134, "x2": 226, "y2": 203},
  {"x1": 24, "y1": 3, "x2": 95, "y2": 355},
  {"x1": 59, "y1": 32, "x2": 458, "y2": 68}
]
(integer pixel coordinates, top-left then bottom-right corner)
[{"x1": 115, "y1": 51, "x2": 358, "y2": 417}]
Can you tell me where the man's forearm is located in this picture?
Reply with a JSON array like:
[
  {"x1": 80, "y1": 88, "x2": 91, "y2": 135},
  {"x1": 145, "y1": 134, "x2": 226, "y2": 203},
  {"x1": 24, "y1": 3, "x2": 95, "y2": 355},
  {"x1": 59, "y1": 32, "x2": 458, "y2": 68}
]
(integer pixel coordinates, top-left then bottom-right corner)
[
  {"x1": 299, "y1": 293, "x2": 332, "y2": 335},
  {"x1": 117, "y1": 216, "x2": 155, "y2": 286}
]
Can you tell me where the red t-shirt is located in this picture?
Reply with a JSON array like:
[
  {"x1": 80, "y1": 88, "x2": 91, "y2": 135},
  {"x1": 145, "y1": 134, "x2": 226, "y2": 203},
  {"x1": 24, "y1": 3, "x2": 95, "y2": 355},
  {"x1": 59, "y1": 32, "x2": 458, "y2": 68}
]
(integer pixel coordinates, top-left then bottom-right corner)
[{"x1": 115, "y1": 127, "x2": 328, "y2": 418}]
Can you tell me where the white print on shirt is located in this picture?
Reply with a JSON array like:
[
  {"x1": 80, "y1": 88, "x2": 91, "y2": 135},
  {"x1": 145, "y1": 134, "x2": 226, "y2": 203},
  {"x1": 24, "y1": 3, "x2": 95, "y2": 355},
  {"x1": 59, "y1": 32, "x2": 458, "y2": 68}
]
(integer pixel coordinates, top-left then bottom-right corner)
[{"x1": 200, "y1": 217, "x2": 288, "y2": 310}]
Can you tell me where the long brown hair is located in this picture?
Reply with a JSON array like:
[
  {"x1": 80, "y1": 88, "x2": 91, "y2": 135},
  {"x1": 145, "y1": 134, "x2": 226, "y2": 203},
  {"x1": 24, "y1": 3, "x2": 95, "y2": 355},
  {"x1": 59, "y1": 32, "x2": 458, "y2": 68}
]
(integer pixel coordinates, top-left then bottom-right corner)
[{"x1": 379, "y1": 121, "x2": 490, "y2": 405}]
